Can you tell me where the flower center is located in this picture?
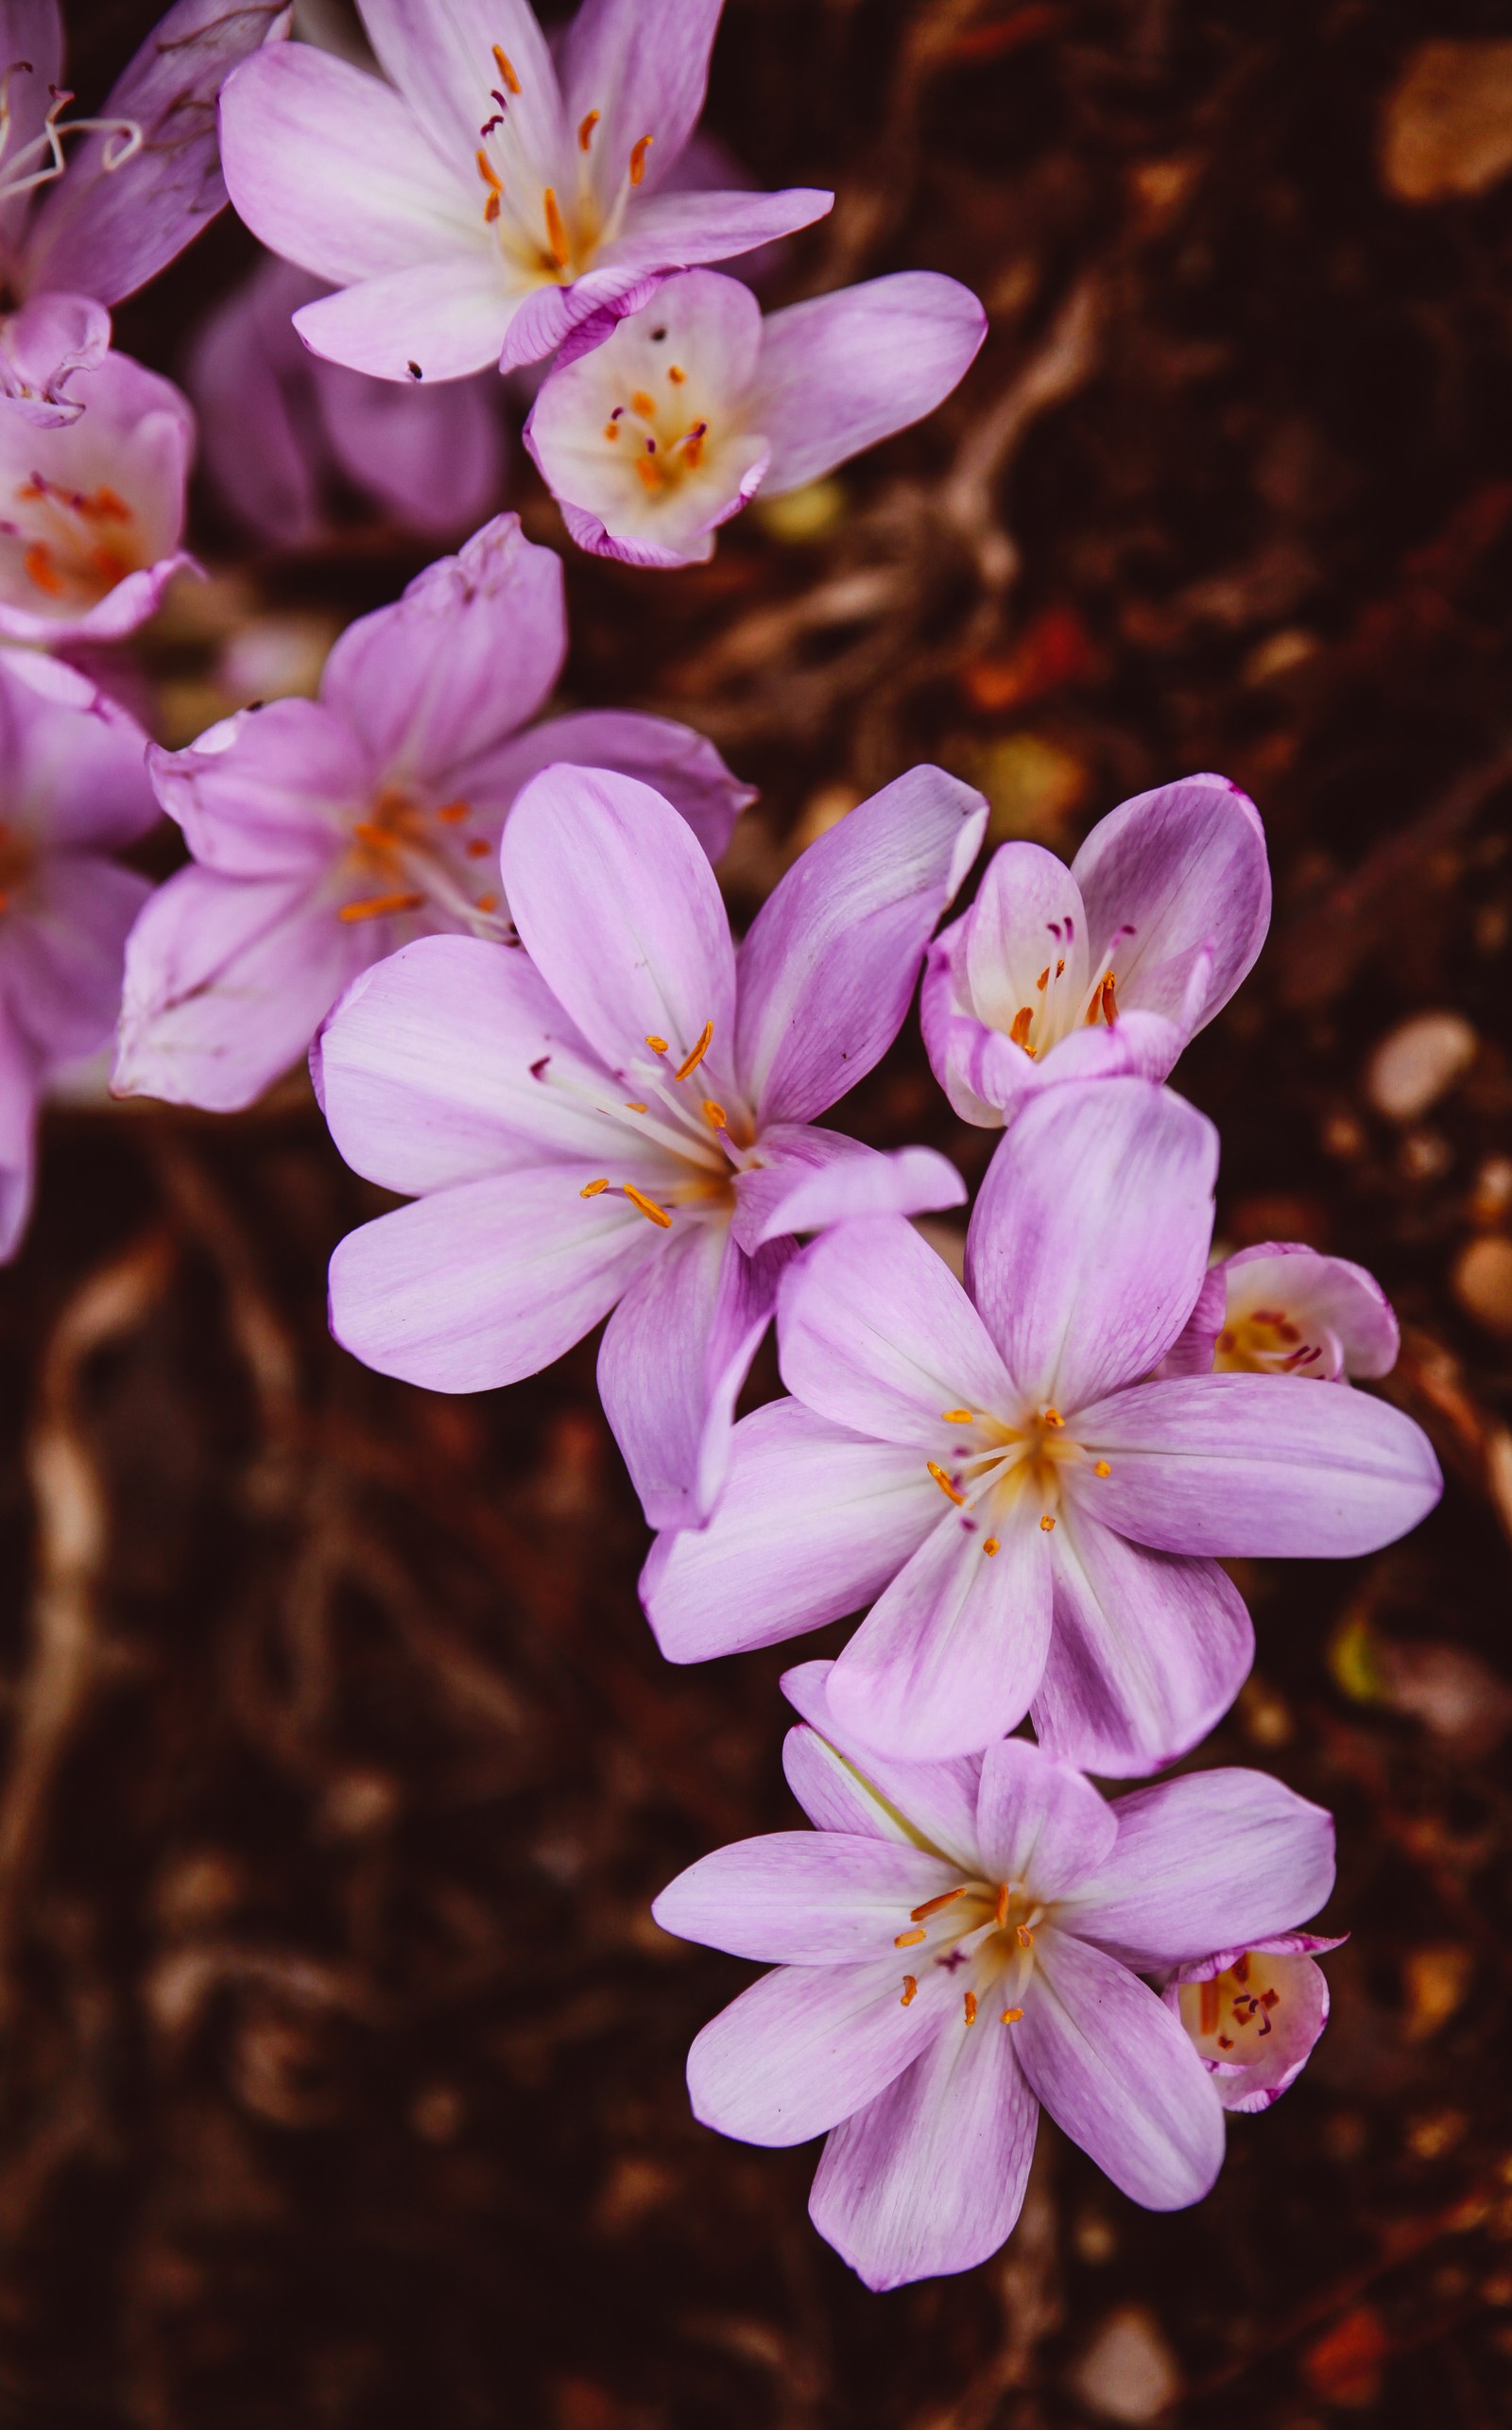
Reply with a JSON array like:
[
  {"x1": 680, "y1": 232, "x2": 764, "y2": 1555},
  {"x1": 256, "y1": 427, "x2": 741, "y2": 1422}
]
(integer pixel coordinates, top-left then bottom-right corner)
[
  {"x1": 472, "y1": 46, "x2": 651, "y2": 287},
  {"x1": 2, "y1": 472, "x2": 143, "y2": 608},
  {"x1": 893, "y1": 1875, "x2": 1049, "y2": 2027},
  {"x1": 924, "y1": 1402, "x2": 1113, "y2": 1550},
  {"x1": 602, "y1": 376, "x2": 713, "y2": 500},
  {"x1": 572, "y1": 1019, "x2": 755, "y2": 1230},
  {"x1": 1178, "y1": 1949, "x2": 1283, "y2": 2059},
  {"x1": 336, "y1": 787, "x2": 507, "y2": 938},
  {"x1": 1214, "y1": 1306, "x2": 1328, "y2": 1376},
  {"x1": 1005, "y1": 956, "x2": 1119, "y2": 1061}
]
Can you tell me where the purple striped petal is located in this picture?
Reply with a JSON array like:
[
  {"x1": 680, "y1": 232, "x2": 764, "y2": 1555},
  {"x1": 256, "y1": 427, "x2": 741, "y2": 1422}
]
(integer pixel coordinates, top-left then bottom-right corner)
[
  {"x1": 731, "y1": 1130, "x2": 964, "y2": 1254},
  {"x1": 686, "y1": 1955, "x2": 954, "y2": 2148},
  {"x1": 972, "y1": 1737, "x2": 1116, "y2": 1900},
  {"x1": 147, "y1": 699, "x2": 365, "y2": 879},
  {"x1": 1164, "y1": 1941, "x2": 1339, "y2": 2112},
  {"x1": 753, "y1": 272, "x2": 987, "y2": 495},
  {"x1": 1065, "y1": 1769, "x2": 1336, "y2": 1969},
  {"x1": 464, "y1": 706, "x2": 755, "y2": 864},
  {"x1": 653, "y1": 1831, "x2": 958, "y2": 1965},
  {"x1": 1070, "y1": 774, "x2": 1271, "y2": 1031},
  {"x1": 781, "y1": 1662, "x2": 985, "y2": 1874}
]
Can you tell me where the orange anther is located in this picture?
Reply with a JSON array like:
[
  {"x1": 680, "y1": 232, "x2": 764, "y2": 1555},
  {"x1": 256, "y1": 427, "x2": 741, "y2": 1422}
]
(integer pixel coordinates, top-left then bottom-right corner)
[
  {"x1": 542, "y1": 185, "x2": 570, "y2": 268},
  {"x1": 623, "y1": 1184, "x2": 672, "y2": 1229},
  {"x1": 674, "y1": 1020, "x2": 713, "y2": 1080},
  {"x1": 668, "y1": 364, "x2": 686, "y2": 384},
  {"x1": 436, "y1": 801, "x2": 470, "y2": 822},
  {"x1": 1199, "y1": 1979, "x2": 1221, "y2": 2036},
  {"x1": 580, "y1": 1179, "x2": 610, "y2": 1198},
  {"x1": 577, "y1": 108, "x2": 599, "y2": 151},
  {"x1": 941, "y1": 1409, "x2": 973, "y2": 1424},
  {"x1": 466, "y1": 837, "x2": 491, "y2": 858},
  {"x1": 1040, "y1": 1513, "x2": 1056, "y2": 1532},
  {"x1": 1009, "y1": 1005, "x2": 1034, "y2": 1049},
  {"x1": 628, "y1": 131, "x2": 653, "y2": 185},
  {"x1": 702, "y1": 1099, "x2": 728, "y2": 1130},
  {"x1": 337, "y1": 890, "x2": 424, "y2": 924},
  {"x1": 894, "y1": 1926, "x2": 926, "y2": 1949},
  {"x1": 910, "y1": 1886, "x2": 969, "y2": 1923},
  {"x1": 900, "y1": 1974, "x2": 918, "y2": 2007},
  {"x1": 1016, "y1": 1922, "x2": 1034, "y2": 1949},
  {"x1": 1000, "y1": 2007, "x2": 1023, "y2": 2025},
  {"x1": 631, "y1": 389, "x2": 657, "y2": 420},
  {"x1": 476, "y1": 148, "x2": 502, "y2": 192},
  {"x1": 475, "y1": 893, "x2": 498, "y2": 914},
  {"x1": 927, "y1": 1461, "x2": 965, "y2": 1507},
  {"x1": 23, "y1": 543, "x2": 62, "y2": 595},
  {"x1": 1036, "y1": 964, "x2": 1050, "y2": 991},
  {"x1": 624, "y1": 1101, "x2": 648, "y2": 1113},
  {"x1": 645, "y1": 1035, "x2": 669, "y2": 1054},
  {"x1": 963, "y1": 1991, "x2": 978, "y2": 2026},
  {"x1": 350, "y1": 821, "x2": 396, "y2": 851},
  {"x1": 603, "y1": 421, "x2": 620, "y2": 441},
  {"x1": 492, "y1": 45, "x2": 521, "y2": 93},
  {"x1": 1043, "y1": 1407, "x2": 1063, "y2": 1428},
  {"x1": 485, "y1": 191, "x2": 501, "y2": 223},
  {"x1": 983, "y1": 1537, "x2": 1000, "y2": 1557},
  {"x1": 1094, "y1": 1459, "x2": 1111, "y2": 1478},
  {"x1": 994, "y1": 1884, "x2": 1008, "y2": 1929}
]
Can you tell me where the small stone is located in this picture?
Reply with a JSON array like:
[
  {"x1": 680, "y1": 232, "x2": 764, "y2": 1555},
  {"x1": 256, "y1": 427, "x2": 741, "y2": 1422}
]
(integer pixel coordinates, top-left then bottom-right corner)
[
  {"x1": 1366, "y1": 1010, "x2": 1476, "y2": 1121},
  {"x1": 1070, "y1": 2306, "x2": 1181, "y2": 2424},
  {"x1": 1452, "y1": 1235, "x2": 1512, "y2": 1338},
  {"x1": 1382, "y1": 43, "x2": 1512, "y2": 202}
]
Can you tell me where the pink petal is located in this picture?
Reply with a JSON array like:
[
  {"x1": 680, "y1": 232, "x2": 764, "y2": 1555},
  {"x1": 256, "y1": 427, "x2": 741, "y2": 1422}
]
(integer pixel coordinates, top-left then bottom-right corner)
[
  {"x1": 294, "y1": 259, "x2": 517, "y2": 386},
  {"x1": 965, "y1": 1076, "x2": 1217, "y2": 1412},
  {"x1": 732, "y1": 1132, "x2": 964, "y2": 1256},
  {"x1": 652, "y1": 1831, "x2": 959, "y2": 1965},
  {"x1": 1069, "y1": 773, "x2": 1270, "y2": 1033},
  {"x1": 0, "y1": 854, "x2": 147, "y2": 1064},
  {"x1": 753, "y1": 271, "x2": 986, "y2": 494},
  {"x1": 685, "y1": 1955, "x2": 954, "y2": 2149},
  {"x1": 465, "y1": 706, "x2": 754, "y2": 864},
  {"x1": 359, "y1": 0, "x2": 564, "y2": 172},
  {"x1": 558, "y1": 0, "x2": 724, "y2": 206},
  {"x1": 809, "y1": 2000, "x2": 1037, "y2": 2289},
  {"x1": 1066, "y1": 1768, "x2": 1336, "y2": 1970},
  {"x1": 962, "y1": 841, "x2": 1090, "y2": 1041},
  {"x1": 1163, "y1": 1946, "x2": 1334, "y2": 2112},
  {"x1": 0, "y1": 994, "x2": 40, "y2": 1261},
  {"x1": 0, "y1": 291, "x2": 110, "y2": 425},
  {"x1": 972, "y1": 1737, "x2": 1117, "y2": 1900},
  {"x1": 0, "y1": 649, "x2": 156, "y2": 851},
  {"x1": 780, "y1": 1661, "x2": 985, "y2": 1874},
  {"x1": 148, "y1": 699, "x2": 366, "y2": 879},
  {"x1": 1221, "y1": 1242, "x2": 1400, "y2": 1381}
]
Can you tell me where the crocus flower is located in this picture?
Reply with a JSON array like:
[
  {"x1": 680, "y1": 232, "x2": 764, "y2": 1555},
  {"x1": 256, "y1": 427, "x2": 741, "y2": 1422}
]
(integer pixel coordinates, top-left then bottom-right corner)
[
  {"x1": 0, "y1": 645, "x2": 157, "y2": 1255},
  {"x1": 524, "y1": 267, "x2": 987, "y2": 567},
  {"x1": 652, "y1": 1661, "x2": 1337, "y2": 2291},
  {"x1": 315, "y1": 760, "x2": 985, "y2": 1529},
  {"x1": 921, "y1": 775, "x2": 1271, "y2": 1127},
  {"x1": 188, "y1": 253, "x2": 507, "y2": 549},
  {"x1": 1161, "y1": 1932, "x2": 1344, "y2": 2112},
  {"x1": 1160, "y1": 1240, "x2": 1399, "y2": 1384},
  {"x1": 644, "y1": 1076, "x2": 1441, "y2": 1770},
  {"x1": 112, "y1": 512, "x2": 751, "y2": 1113},
  {"x1": 0, "y1": 342, "x2": 195, "y2": 644},
  {"x1": 0, "y1": 0, "x2": 289, "y2": 422},
  {"x1": 218, "y1": 0, "x2": 833, "y2": 382}
]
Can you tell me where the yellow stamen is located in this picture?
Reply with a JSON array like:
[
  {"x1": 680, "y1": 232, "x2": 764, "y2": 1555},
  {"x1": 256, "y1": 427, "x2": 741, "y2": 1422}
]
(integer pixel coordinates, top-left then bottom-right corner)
[
  {"x1": 702, "y1": 1099, "x2": 728, "y2": 1130},
  {"x1": 580, "y1": 1179, "x2": 610, "y2": 1198},
  {"x1": 1009, "y1": 1005, "x2": 1034, "y2": 1049},
  {"x1": 1001, "y1": 2007, "x2": 1023, "y2": 2025},
  {"x1": 577, "y1": 108, "x2": 599, "y2": 151},
  {"x1": 983, "y1": 1537, "x2": 1000, "y2": 1558},
  {"x1": 625, "y1": 1101, "x2": 648, "y2": 1113},
  {"x1": 628, "y1": 131, "x2": 653, "y2": 185},
  {"x1": 927, "y1": 1460, "x2": 965, "y2": 1507},
  {"x1": 1040, "y1": 1513, "x2": 1056, "y2": 1532},
  {"x1": 941, "y1": 1408, "x2": 973, "y2": 1424},
  {"x1": 623, "y1": 1184, "x2": 672, "y2": 1230},
  {"x1": 674, "y1": 1020, "x2": 713, "y2": 1080},
  {"x1": 492, "y1": 45, "x2": 521, "y2": 93},
  {"x1": 910, "y1": 1886, "x2": 969, "y2": 1923},
  {"x1": 542, "y1": 185, "x2": 570, "y2": 268},
  {"x1": 1094, "y1": 1459, "x2": 1111, "y2": 1478},
  {"x1": 338, "y1": 890, "x2": 423, "y2": 923},
  {"x1": 1043, "y1": 1407, "x2": 1063, "y2": 1428},
  {"x1": 437, "y1": 801, "x2": 470, "y2": 822},
  {"x1": 994, "y1": 1884, "x2": 1008, "y2": 1929},
  {"x1": 900, "y1": 1974, "x2": 918, "y2": 2007},
  {"x1": 963, "y1": 1991, "x2": 978, "y2": 2026},
  {"x1": 645, "y1": 1035, "x2": 668, "y2": 1054},
  {"x1": 894, "y1": 1927, "x2": 926, "y2": 1949}
]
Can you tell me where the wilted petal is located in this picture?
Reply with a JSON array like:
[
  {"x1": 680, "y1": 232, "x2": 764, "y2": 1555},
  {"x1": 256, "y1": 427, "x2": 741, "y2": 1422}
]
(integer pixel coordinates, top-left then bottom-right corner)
[
  {"x1": 1065, "y1": 1768, "x2": 1336, "y2": 1969},
  {"x1": 686, "y1": 1954, "x2": 954, "y2": 2148},
  {"x1": 828, "y1": 1502, "x2": 1053, "y2": 1760},
  {"x1": 809, "y1": 2001, "x2": 1037, "y2": 2290},
  {"x1": 1031, "y1": 1507, "x2": 1254, "y2": 1780},
  {"x1": 0, "y1": 291, "x2": 110, "y2": 425},
  {"x1": 467, "y1": 706, "x2": 754, "y2": 864},
  {"x1": 641, "y1": 1400, "x2": 938, "y2": 1661},
  {"x1": 777, "y1": 1215, "x2": 1014, "y2": 1446},
  {"x1": 501, "y1": 763, "x2": 737, "y2": 1078},
  {"x1": 753, "y1": 272, "x2": 986, "y2": 494},
  {"x1": 327, "y1": 1162, "x2": 656, "y2": 1392},
  {"x1": 735, "y1": 766, "x2": 986, "y2": 1126},
  {"x1": 652, "y1": 1831, "x2": 958, "y2": 1965},
  {"x1": 972, "y1": 1737, "x2": 1116, "y2": 1900},
  {"x1": 1076, "y1": 1371, "x2": 1443, "y2": 1556},
  {"x1": 147, "y1": 699, "x2": 365, "y2": 878},
  {"x1": 731, "y1": 1132, "x2": 963, "y2": 1255},
  {"x1": 1070, "y1": 774, "x2": 1270, "y2": 1032},
  {"x1": 1016, "y1": 1926, "x2": 1225, "y2": 2208},
  {"x1": 965, "y1": 1077, "x2": 1217, "y2": 1412}
]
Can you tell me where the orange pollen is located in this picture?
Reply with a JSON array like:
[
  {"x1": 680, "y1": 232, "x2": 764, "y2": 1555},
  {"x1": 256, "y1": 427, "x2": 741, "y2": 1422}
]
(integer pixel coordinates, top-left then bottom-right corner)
[
  {"x1": 963, "y1": 1991, "x2": 978, "y2": 2026},
  {"x1": 631, "y1": 388, "x2": 657, "y2": 419},
  {"x1": 1094, "y1": 1459, "x2": 1111, "y2": 1478},
  {"x1": 1199, "y1": 1979, "x2": 1221, "y2": 2036},
  {"x1": 337, "y1": 890, "x2": 423, "y2": 923},
  {"x1": 983, "y1": 1537, "x2": 1000, "y2": 1557},
  {"x1": 644, "y1": 1035, "x2": 669, "y2": 1054},
  {"x1": 900, "y1": 1974, "x2": 918, "y2": 2007},
  {"x1": 1009, "y1": 1005, "x2": 1036, "y2": 1053},
  {"x1": 941, "y1": 1409, "x2": 973, "y2": 1424},
  {"x1": 1056, "y1": 957, "x2": 1065, "y2": 977},
  {"x1": 668, "y1": 364, "x2": 686, "y2": 384},
  {"x1": 1017, "y1": 1922, "x2": 1034, "y2": 1948},
  {"x1": 623, "y1": 1184, "x2": 672, "y2": 1230},
  {"x1": 474, "y1": 893, "x2": 498, "y2": 914},
  {"x1": 702, "y1": 1099, "x2": 728, "y2": 1130},
  {"x1": 23, "y1": 543, "x2": 63, "y2": 595},
  {"x1": 624, "y1": 1101, "x2": 648, "y2": 1113},
  {"x1": 476, "y1": 148, "x2": 502, "y2": 192},
  {"x1": 603, "y1": 421, "x2": 620, "y2": 441},
  {"x1": 1086, "y1": 969, "x2": 1117, "y2": 1025},
  {"x1": 674, "y1": 1020, "x2": 713, "y2": 1080},
  {"x1": 1043, "y1": 1407, "x2": 1063, "y2": 1428},
  {"x1": 1040, "y1": 1513, "x2": 1056, "y2": 1532},
  {"x1": 894, "y1": 1926, "x2": 926, "y2": 1949},
  {"x1": 485, "y1": 191, "x2": 501, "y2": 222},
  {"x1": 492, "y1": 45, "x2": 521, "y2": 94},
  {"x1": 1036, "y1": 964, "x2": 1050, "y2": 991},
  {"x1": 994, "y1": 1884, "x2": 1009, "y2": 1929},
  {"x1": 910, "y1": 1886, "x2": 969, "y2": 1923},
  {"x1": 1001, "y1": 2007, "x2": 1023, "y2": 2025},
  {"x1": 927, "y1": 1460, "x2": 965, "y2": 1507},
  {"x1": 577, "y1": 108, "x2": 599, "y2": 151},
  {"x1": 466, "y1": 837, "x2": 492, "y2": 858},
  {"x1": 628, "y1": 132, "x2": 653, "y2": 185},
  {"x1": 542, "y1": 185, "x2": 570, "y2": 268},
  {"x1": 580, "y1": 1179, "x2": 610, "y2": 1198},
  {"x1": 436, "y1": 801, "x2": 470, "y2": 822}
]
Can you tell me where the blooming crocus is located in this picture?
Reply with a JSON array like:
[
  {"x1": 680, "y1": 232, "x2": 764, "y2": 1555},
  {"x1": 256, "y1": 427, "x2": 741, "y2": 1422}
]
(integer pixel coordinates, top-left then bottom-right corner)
[
  {"x1": 112, "y1": 513, "x2": 751, "y2": 1113},
  {"x1": 315, "y1": 760, "x2": 985, "y2": 1529},
  {"x1": 0, "y1": 342, "x2": 195, "y2": 643},
  {"x1": 1161, "y1": 1932, "x2": 1344, "y2": 2112},
  {"x1": 652, "y1": 1662, "x2": 1337, "y2": 2291},
  {"x1": 0, "y1": 0, "x2": 288, "y2": 422},
  {"x1": 644, "y1": 1076, "x2": 1441, "y2": 1770},
  {"x1": 1160, "y1": 1240, "x2": 1399, "y2": 1384},
  {"x1": 524, "y1": 267, "x2": 987, "y2": 567},
  {"x1": 218, "y1": 0, "x2": 833, "y2": 383},
  {"x1": 0, "y1": 645, "x2": 157, "y2": 1255},
  {"x1": 921, "y1": 775, "x2": 1271, "y2": 1127},
  {"x1": 188, "y1": 253, "x2": 507, "y2": 549}
]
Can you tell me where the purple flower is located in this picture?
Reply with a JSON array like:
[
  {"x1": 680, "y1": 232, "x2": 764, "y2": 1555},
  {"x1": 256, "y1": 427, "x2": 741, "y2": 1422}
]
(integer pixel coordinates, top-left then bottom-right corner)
[
  {"x1": 644, "y1": 1076, "x2": 1441, "y2": 1770},
  {"x1": 0, "y1": 341, "x2": 195, "y2": 643},
  {"x1": 112, "y1": 512, "x2": 751, "y2": 1113},
  {"x1": 314, "y1": 760, "x2": 985, "y2": 1529},
  {"x1": 921, "y1": 775, "x2": 1271, "y2": 1126},
  {"x1": 1160, "y1": 1240, "x2": 1400, "y2": 1384},
  {"x1": 0, "y1": 0, "x2": 289, "y2": 422},
  {"x1": 0, "y1": 645, "x2": 157, "y2": 1256},
  {"x1": 652, "y1": 1662, "x2": 1337, "y2": 2290},
  {"x1": 218, "y1": 0, "x2": 833, "y2": 383},
  {"x1": 1161, "y1": 1932, "x2": 1345, "y2": 2113},
  {"x1": 187, "y1": 252, "x2": 507, "y2": 549},
  {"x1": 524, "y1": 267, "x2": 987, "y2": 568}
]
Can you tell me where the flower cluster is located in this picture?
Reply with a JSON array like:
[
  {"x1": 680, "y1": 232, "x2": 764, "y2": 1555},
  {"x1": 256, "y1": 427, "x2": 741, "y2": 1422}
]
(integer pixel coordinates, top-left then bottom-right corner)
[{"x1": 0, "y1": 0, "x2": 1447, "y2": 2305}]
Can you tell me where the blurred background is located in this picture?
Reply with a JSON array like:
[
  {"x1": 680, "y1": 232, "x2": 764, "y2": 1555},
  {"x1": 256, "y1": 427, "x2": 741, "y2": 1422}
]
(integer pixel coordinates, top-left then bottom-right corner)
[{"x1": 3, "y1": 1, "x2": 1512, "y2": 2422}]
